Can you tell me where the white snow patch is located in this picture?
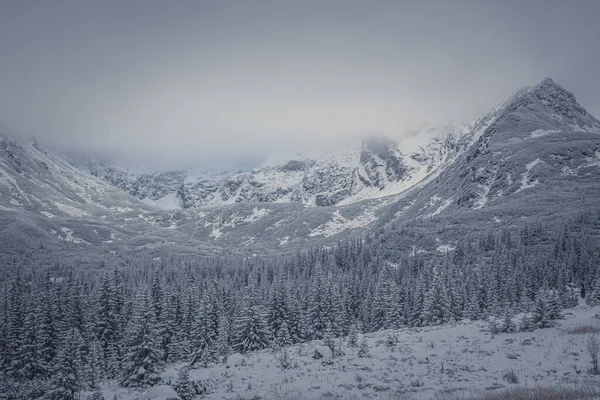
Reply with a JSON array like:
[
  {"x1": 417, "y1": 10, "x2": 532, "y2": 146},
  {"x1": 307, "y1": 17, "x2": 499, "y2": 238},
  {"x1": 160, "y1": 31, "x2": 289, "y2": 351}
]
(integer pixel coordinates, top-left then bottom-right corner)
[
  {"x1": 561, "y1": 166, "x2": 578, "y2": 176},
  {"x1": 473, "y1": 181, "x2": 492, "y2": 209},
  {"x1": 40, "y1": 211, "x2": 55, "y2": 218},
  {"x1": 142, "y1": 191, "x2": 181, "y2": 210},
  {"x1": 309, "y1": 209, "x2": 376, "y2": 238},
  {"x1": 279, "y1": 236, "x2": 289, "y2": 245},
  {"x1": 245, "y1": 207, "x2": 269, "y2": 223},
  {"x1": 109, "y1": 206, "x2": 134, "y2": 212},
  {"x1": 54, "y1": 201, "x2": 88, "y2": 217},
  {"x1": 424, "y1": 198, "x2": 453, "y2": 218},
  {"x1": 530, "y1": 129, "x2": 560, "y2": 138},
  {"x1": 240, "y1": 236, "x2": 255, "y2": 246},
  {"x1": 0, "y1": 164, "x2": 31, "y2": 204},
  {"x1": 516, "y1": 158, "x2": 543, "y2": 193},
  {"x1": 436, "y1": 244, "x2": 455, "y2": 253},
  {"x1": 210, "y1": 224, "x2": 224, "y2": 239},
  {"x1": 59, "y1": 227, "x2": 88, "y2": 244},
  {"x1": 584, "y1": 151, "x2": 600, "y2": 168},
  {"x1": 494, "y1": 216, "x2": 502, "y2": 223}
]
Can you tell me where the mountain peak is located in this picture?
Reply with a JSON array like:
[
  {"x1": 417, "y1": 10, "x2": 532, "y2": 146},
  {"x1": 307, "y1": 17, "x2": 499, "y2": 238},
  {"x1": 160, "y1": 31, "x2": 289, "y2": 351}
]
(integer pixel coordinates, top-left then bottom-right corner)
[
  {"x1": 534, "y1": 76, "x2": 559, "y2": 89},
  {"x1": 481, "y1": 77, "x2": 600, "y2": 140}
]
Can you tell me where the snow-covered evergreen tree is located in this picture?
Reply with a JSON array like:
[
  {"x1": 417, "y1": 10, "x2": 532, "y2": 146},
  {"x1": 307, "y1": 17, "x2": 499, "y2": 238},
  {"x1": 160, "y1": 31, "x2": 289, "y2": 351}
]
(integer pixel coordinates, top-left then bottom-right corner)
[
  {"x1": 46, "y1": 329, "x2": 82, "y2": 400},
  {"x1": 233, "y1": 286, "x2": 269, "y2": 353},
  {"x1": 120, "y1": 288, "x2": 163, "y2": 387}
]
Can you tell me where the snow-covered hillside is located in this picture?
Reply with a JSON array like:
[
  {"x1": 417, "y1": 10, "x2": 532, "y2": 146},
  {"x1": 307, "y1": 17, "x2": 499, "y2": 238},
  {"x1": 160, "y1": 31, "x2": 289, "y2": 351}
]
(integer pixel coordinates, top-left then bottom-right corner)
[{"x1": 94, "y1": 301, "x2": 600, "y2": 400}]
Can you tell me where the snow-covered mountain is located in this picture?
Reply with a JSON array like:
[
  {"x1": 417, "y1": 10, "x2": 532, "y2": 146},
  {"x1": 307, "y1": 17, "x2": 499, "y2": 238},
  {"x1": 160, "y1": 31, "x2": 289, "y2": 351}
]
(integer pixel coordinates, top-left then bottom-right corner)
[
  {"x1": 2, "y1": 77, "x2": 600, "y2": 256},
  {"x1": 74, "y1": 128, "x2": 480, "y2": 209},
  {"x1": 378, "y1": 77, "x2": 600, "y2": 256}
]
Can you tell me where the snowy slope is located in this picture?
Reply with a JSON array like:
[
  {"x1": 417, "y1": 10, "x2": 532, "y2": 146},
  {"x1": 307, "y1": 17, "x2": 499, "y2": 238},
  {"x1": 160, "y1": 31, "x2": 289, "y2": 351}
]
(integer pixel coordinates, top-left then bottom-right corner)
[
  {"x1": 0, "y1": 134, "x2": 153, "y2": 217},
  {"x1": 382, "y1": 78, "x2": 600, "y2": 225},
  {"x1": 93, "y1": 301, "x2": 600, "y2": 400}
]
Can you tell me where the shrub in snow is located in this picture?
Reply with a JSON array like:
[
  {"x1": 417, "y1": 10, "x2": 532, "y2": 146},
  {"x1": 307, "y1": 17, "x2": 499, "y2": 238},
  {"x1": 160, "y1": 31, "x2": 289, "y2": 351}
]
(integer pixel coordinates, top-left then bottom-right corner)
[
  {"x1": 191, "y1": 379, "x2": 213, "y2": 396},
  {"x1": 488, "y1": 318, "x2": 499, "y2": 337},
  {"x1": 533, "y1": 292, "x2": 556, "y2": 329},
  {"x1": 503, "y1": 369, "x2": 519, "y2": 384},
  {"x1": 277, "y1": 348, "x2": 295, "y2": 370},
  {"x1": 520, "y1": 313, "x2": 535, "y2": 332},
  {"x1": 358, "y1": 336, "x2": 370, "y2": 358},
  {"x1": 500, "y1": 309, "x2": 517, "y2": 333},
  {"x1": 385, "y1": 333, "x2": 398, "y2": 348},
  {"x1": 347, "y1": 323, "x2": 359, "y2": 348},
  {"x1": 335, "y1": 337, "x2": 345, "y2": 357},
  {"x1": 174, "y1": 367, "x2": 194, "y2": 400},
  {"x1": 410, "y1": 378, "x2": 424, "y2": 387},
  {"x1": 587, "y1": 334, "x2": 600, "y2": 374}
]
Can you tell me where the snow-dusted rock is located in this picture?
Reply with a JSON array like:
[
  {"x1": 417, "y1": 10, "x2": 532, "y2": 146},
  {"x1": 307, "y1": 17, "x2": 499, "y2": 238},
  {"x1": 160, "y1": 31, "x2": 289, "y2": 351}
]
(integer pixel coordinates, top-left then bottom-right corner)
[{"x1": 311, "y1": 345, "x2": 333, "y2": 359}]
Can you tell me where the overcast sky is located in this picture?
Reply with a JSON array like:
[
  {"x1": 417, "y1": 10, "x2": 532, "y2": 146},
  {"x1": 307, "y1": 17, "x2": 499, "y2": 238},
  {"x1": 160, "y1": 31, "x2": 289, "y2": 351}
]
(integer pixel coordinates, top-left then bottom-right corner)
[{"x1": 0, "y1": 0, "x2": 599, "y2": 169}]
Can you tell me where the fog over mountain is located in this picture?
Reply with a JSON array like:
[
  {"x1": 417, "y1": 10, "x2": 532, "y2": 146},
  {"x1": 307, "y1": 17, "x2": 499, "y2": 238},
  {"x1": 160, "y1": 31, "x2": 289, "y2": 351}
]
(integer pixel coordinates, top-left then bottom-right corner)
[{"x1": 1, "y1": 0, "x2": 600, "y2": 168}]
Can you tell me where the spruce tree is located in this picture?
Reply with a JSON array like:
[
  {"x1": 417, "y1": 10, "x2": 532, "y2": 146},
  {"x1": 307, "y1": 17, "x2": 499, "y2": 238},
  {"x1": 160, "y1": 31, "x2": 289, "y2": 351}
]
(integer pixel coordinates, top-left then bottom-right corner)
[
  {"x1": 500, "y1": 308, "x2": 516, "y2": 333},
  {"x1": 19, "y1": 298, "x2": 48, "y2": 380},
  {"x1": 46, "y1": 329, "x2": 81, "y2": 400},
  {"x1": 120, "y1": 288, "x2": 163, "y2": 387},
  {"x1": 532, "y1": 292, "x2": 552, "y2": 329},
  {"x1": 274, "y1": 320, "x2": 292, "y2": 349},
  {"x1": 358, "y1": 335, "x2": 370, "y2": 358},
  {"x1": 233, "y1": 286, "x2": 269, "y2": 353}
]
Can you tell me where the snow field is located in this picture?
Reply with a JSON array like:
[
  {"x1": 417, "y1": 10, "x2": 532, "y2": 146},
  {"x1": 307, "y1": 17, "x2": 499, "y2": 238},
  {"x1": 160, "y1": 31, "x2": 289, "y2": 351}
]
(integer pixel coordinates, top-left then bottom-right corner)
[{"x1": 98, "y1": 302, "x2": 600, "y2": 400}]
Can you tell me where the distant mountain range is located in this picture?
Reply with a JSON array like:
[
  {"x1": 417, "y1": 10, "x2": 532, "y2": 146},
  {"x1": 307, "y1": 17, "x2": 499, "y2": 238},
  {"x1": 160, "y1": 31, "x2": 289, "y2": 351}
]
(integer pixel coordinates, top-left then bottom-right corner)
[{"x1": 1, "y1": 78, "x2": 599, "y2": 258}]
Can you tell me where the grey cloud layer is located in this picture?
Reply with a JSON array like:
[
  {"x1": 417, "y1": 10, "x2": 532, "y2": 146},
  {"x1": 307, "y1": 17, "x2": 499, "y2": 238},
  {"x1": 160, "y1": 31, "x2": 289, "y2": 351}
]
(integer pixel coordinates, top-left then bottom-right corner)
[{"x1": 0, "y1": 0, "x2": 599, "y2": 168}]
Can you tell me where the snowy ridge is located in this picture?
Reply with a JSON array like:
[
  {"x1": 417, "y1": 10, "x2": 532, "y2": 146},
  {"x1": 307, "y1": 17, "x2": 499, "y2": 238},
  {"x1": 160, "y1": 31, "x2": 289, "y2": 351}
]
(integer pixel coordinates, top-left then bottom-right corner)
[{"x1": 73, "y1": 125, "x2": 484, "y2": 210}]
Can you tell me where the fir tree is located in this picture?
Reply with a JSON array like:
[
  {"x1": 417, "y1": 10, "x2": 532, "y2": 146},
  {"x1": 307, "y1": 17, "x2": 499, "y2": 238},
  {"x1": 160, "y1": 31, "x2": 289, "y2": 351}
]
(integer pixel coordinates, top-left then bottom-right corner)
[
  {"x1": 233, "y1": 286, "x2": 270, "y2": 353},
  {"x1": 19, "y1": 298, "x2": 48, "y2": 380},
  {"x1": 532, "y1": 292, "x2": 552, "y2": 329},
  {"x1": 274, "y1": 320, "x2": 292, "y2": 349},
  {"x1": 358, "y1": 335, "x2": 370, "y2": 358},
  {"x1": 215, "y1": 314, "x2": 232, "y2": 362},
  {"x1": 46, "y1": 329, "x2": 81, "y2": 400},
  {"x1": 120, "y1": 288, "x2": 163, "y2": 387},
  {"x1": 500, "y1": 308, "x2": 516, "y2": 333}
]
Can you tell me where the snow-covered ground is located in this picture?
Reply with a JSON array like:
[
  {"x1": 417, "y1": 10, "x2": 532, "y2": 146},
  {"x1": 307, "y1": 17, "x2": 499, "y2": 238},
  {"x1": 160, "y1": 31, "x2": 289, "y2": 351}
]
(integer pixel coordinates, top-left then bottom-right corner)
[{"x1": 96, "y1": 301, "x2": 600, "y2": 400}]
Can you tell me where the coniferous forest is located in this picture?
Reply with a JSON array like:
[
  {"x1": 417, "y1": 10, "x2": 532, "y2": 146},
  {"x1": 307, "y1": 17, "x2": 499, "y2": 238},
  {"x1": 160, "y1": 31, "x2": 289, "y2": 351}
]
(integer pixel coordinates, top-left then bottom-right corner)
[{"x1": 2, "y1": 212, "x2": 600, "y2": 399}]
